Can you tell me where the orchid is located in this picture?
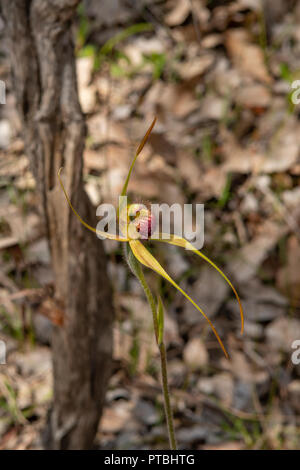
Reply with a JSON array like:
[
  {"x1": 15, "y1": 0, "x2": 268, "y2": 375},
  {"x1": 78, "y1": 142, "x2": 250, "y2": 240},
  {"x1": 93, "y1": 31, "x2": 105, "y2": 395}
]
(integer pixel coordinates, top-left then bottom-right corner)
[{"x1": 58, "y1": 117, "x2": 244, "y2": 449}]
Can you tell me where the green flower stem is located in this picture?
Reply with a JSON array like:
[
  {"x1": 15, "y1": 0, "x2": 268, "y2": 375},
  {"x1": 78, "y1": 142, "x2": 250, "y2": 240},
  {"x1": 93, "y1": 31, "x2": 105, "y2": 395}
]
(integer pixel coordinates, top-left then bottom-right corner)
[
  {"x1": 137, "y1": 264, "x2": 159, "y2": 344},
  {"x1": 124, "y1": 243, "x2": 177, "y2": 450},
  {"x1": 136, "y1": 266, "x2": 177, "y2": 449},
  {"x1": 158, "y1": 341, "x2": 177, "y2": 450}
]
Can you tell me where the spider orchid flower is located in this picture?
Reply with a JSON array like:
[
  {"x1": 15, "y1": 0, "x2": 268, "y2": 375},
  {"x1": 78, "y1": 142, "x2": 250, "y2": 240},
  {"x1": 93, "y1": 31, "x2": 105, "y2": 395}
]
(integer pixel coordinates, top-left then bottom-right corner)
[{"x1": 58, "y1": 117, "x2": 243, "y2": 359}]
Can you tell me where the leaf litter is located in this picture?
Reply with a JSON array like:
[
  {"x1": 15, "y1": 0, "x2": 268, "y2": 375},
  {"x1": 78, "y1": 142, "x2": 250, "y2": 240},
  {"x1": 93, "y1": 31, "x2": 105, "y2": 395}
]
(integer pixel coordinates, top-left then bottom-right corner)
[{"x1": 1, "y1": 0, "x2": 300, "y2": 449}]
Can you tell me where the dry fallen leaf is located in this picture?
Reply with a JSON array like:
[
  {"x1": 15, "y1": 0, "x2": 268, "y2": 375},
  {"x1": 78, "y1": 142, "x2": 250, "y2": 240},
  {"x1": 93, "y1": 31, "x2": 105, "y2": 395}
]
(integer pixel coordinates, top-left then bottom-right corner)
[
  {"x1": 165, "y1": 0, "x2": 191, "y2": 26},
  {"x1": 101, "y1": 401, "x2": 134, "y2": 434},
  {"x1": 277, "y1": 235, "x2": 300, "y2": 307},
  {"x1": 221, "y1": 116, "x2": 300, "y2": 174},
  {"x1": 183, "y1": 265, "x2": 229, "y2": 325},
  {"x1": 230, "y1": 219, "x2": 288, "y2": 283},
  {"x1": 266, "y1": 317, "x2": 300, "y2": 353},
  {"x1": 228, "y1": 279, "x2": 287, "y2": 323},
  {"x1": 226, "y1": 29, "x2": 272, "y2": 84},
  {"x1": 183, "y1": 337, "x2": 208, "y2": 370},
  {"x1": 174, "y1": 54, "x2": 214, "y2": 80},
  {"x1": 197, "y1": 372, "x2": 234, "y2": 406},
  {"x1": 235, "y1": 83, "x2": 271, "y2": 109}
]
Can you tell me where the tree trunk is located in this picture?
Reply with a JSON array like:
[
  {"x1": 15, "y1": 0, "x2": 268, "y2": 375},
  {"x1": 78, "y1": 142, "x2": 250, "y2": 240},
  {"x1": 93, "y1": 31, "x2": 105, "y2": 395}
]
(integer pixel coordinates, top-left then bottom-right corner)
[{"x1": 1, "y1": 0, "x2": 114, "y2": 449}]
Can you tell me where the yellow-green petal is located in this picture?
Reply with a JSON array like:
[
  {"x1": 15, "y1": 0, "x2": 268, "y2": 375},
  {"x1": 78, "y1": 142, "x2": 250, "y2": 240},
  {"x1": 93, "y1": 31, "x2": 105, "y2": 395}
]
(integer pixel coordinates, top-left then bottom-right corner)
[
  {"x1": 129, "y1": 239, "x2": 229, "y2": 358},
  {"x1": 155, "y1": 234, "x2": 244, "y2": 334}
]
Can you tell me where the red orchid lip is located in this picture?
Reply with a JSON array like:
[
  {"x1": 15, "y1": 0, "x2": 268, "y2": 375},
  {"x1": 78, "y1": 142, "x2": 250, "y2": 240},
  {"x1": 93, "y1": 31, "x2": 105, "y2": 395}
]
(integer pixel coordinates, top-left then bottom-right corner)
[
  {"x1": 133, "y1": 211, "x2": 156, "y2": 239},
  {"x1": 127, "y1": 202, "x2": 157, "y2": 239}
]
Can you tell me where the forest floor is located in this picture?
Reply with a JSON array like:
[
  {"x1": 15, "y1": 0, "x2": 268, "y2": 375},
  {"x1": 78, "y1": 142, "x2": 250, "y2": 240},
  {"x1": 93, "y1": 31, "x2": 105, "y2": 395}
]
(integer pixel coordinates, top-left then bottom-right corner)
[{"x1": 0, "y1": 0, "x2": 300, "y2": 449}]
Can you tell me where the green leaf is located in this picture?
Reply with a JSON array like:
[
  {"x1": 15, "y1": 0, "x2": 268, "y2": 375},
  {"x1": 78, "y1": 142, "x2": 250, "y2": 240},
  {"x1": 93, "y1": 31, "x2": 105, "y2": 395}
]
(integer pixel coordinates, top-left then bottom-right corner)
[
  {"x1": 99, "y1": 23, "x2": 153, "y2": 57},
  {"x1": 78, "y1": 44, "x2": 96, "y2": 58},
  {"x1": 143, "y1": 52, "x2": 166, "y2": 80}
]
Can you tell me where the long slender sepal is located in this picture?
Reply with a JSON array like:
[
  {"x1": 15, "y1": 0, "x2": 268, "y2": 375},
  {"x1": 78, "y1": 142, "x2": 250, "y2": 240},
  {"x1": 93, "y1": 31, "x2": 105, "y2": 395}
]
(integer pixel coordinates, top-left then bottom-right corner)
[
  {"x1": 120, "y1": 117, "x2": 157, "y2": 197},
  {"x1": 58, "y1": 168, "x2": 128, "y2": 241},
  {"x1": 129, "y1": 239, "x2": 229, "y2": 359}
]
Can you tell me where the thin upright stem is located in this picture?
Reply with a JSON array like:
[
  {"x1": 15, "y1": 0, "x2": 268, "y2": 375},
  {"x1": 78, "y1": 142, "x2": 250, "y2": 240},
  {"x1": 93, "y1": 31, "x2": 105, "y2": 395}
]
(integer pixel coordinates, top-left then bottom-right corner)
[
  {"x1": 159, "y1": 342, "x2": 177, "y2": 449},
  {"x1": 124, "y1": 243, "x2": 177, "y2": 449},
  {"x1": 137, "y1": 268, "x2": 159, "y2": 343}
]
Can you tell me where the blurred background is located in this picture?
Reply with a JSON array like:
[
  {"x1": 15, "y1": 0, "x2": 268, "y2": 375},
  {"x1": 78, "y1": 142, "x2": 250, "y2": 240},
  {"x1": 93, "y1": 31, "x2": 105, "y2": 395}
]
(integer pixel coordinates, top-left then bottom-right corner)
[{"x1": 0, "y1": 0, "x2": 300, "y2": 450}]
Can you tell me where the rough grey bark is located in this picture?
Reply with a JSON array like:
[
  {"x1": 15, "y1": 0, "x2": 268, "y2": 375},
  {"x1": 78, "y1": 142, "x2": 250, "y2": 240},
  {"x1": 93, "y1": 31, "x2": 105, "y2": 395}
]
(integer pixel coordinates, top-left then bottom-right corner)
[{"x1": 1, "y1": 0, "x2": 114, "y2": 449}]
